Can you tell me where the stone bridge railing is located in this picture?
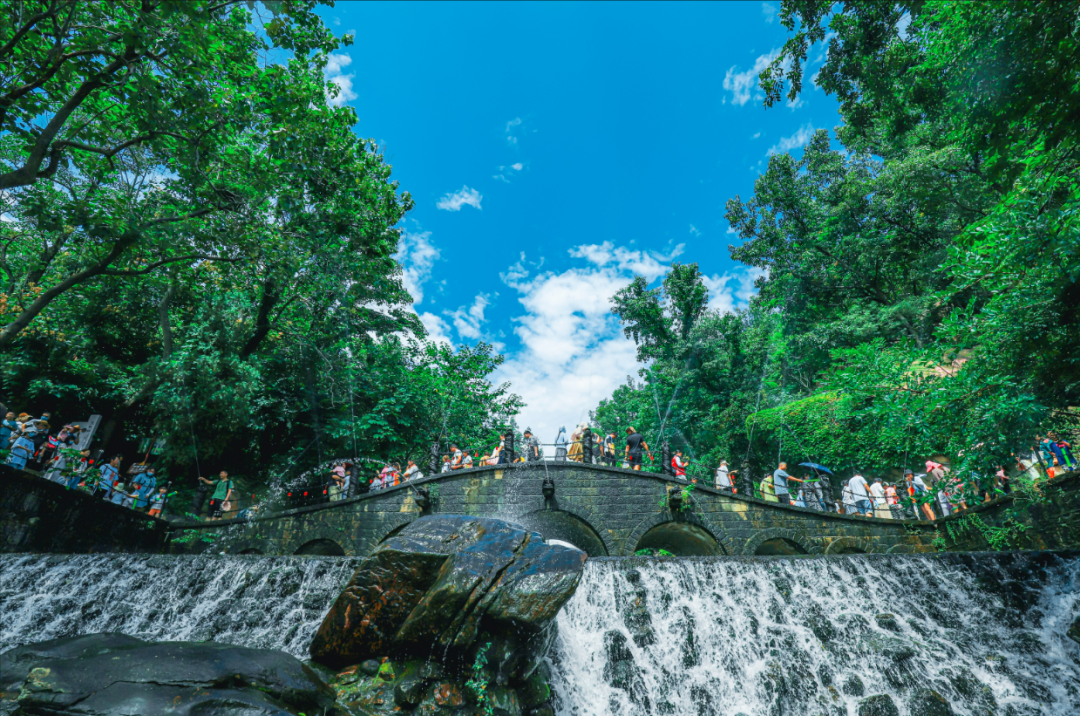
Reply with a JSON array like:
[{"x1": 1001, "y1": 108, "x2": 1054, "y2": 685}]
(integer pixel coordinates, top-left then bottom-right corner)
[{"x1": 167, "y1": 463, "x2": 940, "y2": 557}]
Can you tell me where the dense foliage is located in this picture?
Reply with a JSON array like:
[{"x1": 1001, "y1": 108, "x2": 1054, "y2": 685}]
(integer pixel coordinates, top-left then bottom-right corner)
[
  {"x1": 594, "y1": 0, "x2": 1080, "y2": 491},
  {"x1": 0, "y1": 1, "x2": 519, "y2": 491}
]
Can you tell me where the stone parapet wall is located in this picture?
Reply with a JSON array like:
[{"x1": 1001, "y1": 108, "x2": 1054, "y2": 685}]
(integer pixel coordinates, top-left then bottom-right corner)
[
  {"x1": 165, "y1": 463, "x2": 940, "y2": 557},
  {"x1": 936, "y1": 472, "x2": 1080, "y2": 551},
  {"x1": 0, "y1": 465, "x2": 170, "y2": 554}
]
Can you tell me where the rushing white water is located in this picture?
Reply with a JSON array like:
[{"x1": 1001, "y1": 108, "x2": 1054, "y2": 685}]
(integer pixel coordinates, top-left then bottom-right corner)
[
  {"x1": 550, "y1": 554, "x2": 1080, "y2": 716},
  {"x1": 0, "y1": 554, "x2": 361, "y2": 658},
  {"x1": 2, "y1": 552, "x2": 1078, "y2": 715}
]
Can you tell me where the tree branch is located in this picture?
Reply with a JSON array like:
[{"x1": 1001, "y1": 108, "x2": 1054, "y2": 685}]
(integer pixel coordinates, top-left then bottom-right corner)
[
  {"x1": 240, "y1": 277, "x2": 280, "y2": 358},
  {"x1": 102, "y1": 253, "x2": 240, "y2": 276}
]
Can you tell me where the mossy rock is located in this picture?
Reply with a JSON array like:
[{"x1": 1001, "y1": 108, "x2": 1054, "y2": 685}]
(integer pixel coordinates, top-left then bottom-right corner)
[
  {"x1": 519, "y1": 662, "x2": 551, "y2": 708},
  {"x1": 908, "y1": 688, "x2": 954, "y2": 716},
  {"x1": 858, "y1": 694, "x2": 899, "y2": 716}
]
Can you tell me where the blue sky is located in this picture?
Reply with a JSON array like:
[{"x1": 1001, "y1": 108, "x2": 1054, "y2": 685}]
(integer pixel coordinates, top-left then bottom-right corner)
[{"x1": 320, "y1": 1, "x2": 839, "y2": 442}]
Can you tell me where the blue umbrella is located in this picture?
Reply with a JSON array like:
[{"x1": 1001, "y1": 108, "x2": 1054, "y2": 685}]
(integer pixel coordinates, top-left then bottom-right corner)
[{"x1": 798, "y1": 462, "x2": 834, "y2": 475}]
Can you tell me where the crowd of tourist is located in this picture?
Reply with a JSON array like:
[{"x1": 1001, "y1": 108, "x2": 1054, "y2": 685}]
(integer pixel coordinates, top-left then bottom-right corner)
[
  {"x1": 2, "y1": 407, "x2": 178, "y2": 517},
  {"x1": 6, "y1": 402, "x2": 1075, "y2": 525}
]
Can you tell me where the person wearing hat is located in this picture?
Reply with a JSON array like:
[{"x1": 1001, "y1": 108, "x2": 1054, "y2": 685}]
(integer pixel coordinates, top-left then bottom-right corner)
[
  {"x1": 29, "y1": 419, "x2": 50, "y2": 468},
  {"x1": 522, "y1": 429, "x2": 541, "y2": 462},
  {"x1": 6, "y1": 418, "x2": 37, "y2": 470},
  {"x1": 715, "y1": 460, "x2": 738, "y2": 493}
]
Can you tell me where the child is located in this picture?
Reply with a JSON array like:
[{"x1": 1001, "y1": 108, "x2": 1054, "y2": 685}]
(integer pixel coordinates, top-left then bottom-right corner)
[
  {"x1": 110, "y1": 482, "x2": 130, "y2": 506},
  {"x1": 148, "y1": 487, "x2": 168, "y2": 517}
]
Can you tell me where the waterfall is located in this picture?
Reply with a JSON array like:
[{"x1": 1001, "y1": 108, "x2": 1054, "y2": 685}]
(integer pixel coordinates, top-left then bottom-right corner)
[
  {"x1": 3, "y1": 552, "x2": 1078, "y2": 715},
  {"x1": 549, "y1": 553, "x2": 1080, "y2": 716},
  {"x1": 0, "y1": 554, "x2": 362, "y2": 658}
]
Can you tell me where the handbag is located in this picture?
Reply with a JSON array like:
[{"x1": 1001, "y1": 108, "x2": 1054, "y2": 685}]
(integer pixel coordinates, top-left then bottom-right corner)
[{"x1": 221, "y1": 500, "x2": 232, "y2": 512}]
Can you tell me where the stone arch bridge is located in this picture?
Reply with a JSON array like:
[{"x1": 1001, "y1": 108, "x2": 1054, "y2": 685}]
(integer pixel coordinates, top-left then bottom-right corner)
[{"x1": 169, "y1": 463, "x2": 938, "y2": 558}]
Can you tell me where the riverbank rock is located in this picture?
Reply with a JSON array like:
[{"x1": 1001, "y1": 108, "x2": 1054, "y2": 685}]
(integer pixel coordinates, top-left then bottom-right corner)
[
  {"x1": 310, "y1": 515, "x2": 584, "y2": 715},
  {"x1": 0, "y1": 633, "x2": 335, "y2": 716},
  {"x1": 310, "y1": 515, "x2": 586, "y2": 675}
]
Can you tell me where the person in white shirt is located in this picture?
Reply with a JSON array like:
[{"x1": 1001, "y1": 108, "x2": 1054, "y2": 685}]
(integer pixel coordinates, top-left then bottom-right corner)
[
  {"x1": 403, "y1": 460, "x2": 423, "y2": 481},
  {"x1": 841, "y1": 480, "x2": 858, "y2": 514},
  {"x1": 715, "y1": 460, "x2": 737, "y2": 493},
  {"x1": 848, "y1": 473, "x2": 873, "y2": 516},
  {"x1": 869, "y1": 478, "x2": 890, "y2": 519},
  {"x1": 449, "y1": 445, "x2": 464, "y2": 470}
]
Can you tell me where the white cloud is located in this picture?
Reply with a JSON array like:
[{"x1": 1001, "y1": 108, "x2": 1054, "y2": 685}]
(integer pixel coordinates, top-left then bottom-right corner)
[
  {"x1": 393, "y1": 230, "x2": 440, "y2": 303},
  {"x1": 726, "y1": 226, "x2": 737, "y2": 235},
  {"x1": 492, "y1": 243, "x2": 761, "y2": 442},
  {"x1": 568, "y1": 241, "x2": 682, "y2": 282},
  {"x1": 786, "y1": 95, "x2": 805, "y2": 111},
  {"x1": 436, "y1": 186, "x2": 483, "y2": 211},
  {"x1": 323, "y1": 53, "x2": 358, "y2": 107},
  {"x1": 767, "y1": 123, "x2": 817, "y2": 156},
  {"x1": 752, "y1": 132, "x2": 761, "y2": 139},
  {"x1": 418, "y1": 312, "x2": 453, "y2": 346},
  {"x1": 446, "y1": 294, "x2": 490, "y2": 340},
  {"x1": 702, "y1": 268, "x2": 766, "y2": 314},
  {"x1": 722, "y1": 49, "x2": 779, "y2": 106},
  {"x1": 689, "y1": 224, "x2": 701, "y2": 237},
  {"x1": 505, "y1": 117, "x2": 523, "y2": 145},
  {"x1": 493, "y1": 162, "x2": 525, "y2": 183},
  {"x1": 494, "y1": 265, "x2": 640, "y2": 442},
  {"x1": 762, "y1": 2, "x2": 777, "y2": 23}
]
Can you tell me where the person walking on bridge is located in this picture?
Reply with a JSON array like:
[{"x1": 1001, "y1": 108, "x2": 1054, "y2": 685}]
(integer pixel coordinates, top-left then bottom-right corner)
[
  {"x1": 554, "y1": 427, "x2": 569, "y2": 461},
  {"x1": 209, "y1": 471, "x2": 233, "y2": 520},
  {"x1": 95, "y1": 455, "x2": 121, "y2": 500},
  {"x1": 848, "y1": 472, "x2": 873, "y2": 516},
  {"x1": 672, "y1": 449, "x2": 689, "y2": 480},
  {"x1": 772, "y1": 462, "x2": 801, "y2": 506},
  {"x1": 715, "y1": 460, "x2": 737, "y2": 493},
  {"x1": 624, "y1": 427, "x2": 651, "y2": 471},
  {"x1": 522, "y1": 429, "x2": 541, "y2": 462},
  {"x1": 602, "y1": 431, "x2": 616, "y2": 467}
]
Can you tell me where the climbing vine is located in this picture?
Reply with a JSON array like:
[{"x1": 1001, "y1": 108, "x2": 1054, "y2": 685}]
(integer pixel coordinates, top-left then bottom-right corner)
[{"x1": 465, "y1": 642, "x2": 494, "y2": 716}]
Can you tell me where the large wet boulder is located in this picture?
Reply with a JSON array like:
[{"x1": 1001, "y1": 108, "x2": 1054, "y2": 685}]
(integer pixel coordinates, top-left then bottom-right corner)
[
  {"x1": 310, "y1": 514, "x2": 586, "y2": 678},
  {"x1": 1, "y1": 634, "x2": 335, "y2": 716}
]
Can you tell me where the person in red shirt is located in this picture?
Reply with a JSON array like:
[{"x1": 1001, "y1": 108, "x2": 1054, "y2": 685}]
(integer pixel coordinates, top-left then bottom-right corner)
[{"x1": 672, "y1": 449, "x2": 689, "y2": 480}]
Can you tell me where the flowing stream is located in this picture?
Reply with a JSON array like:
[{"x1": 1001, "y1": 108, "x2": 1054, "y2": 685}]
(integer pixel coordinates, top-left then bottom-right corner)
[
  {"x1": 550, "y1": 553, "x2": 1080, "y2": 716},
  {"x1": 2, "y1": 552, "x2": 1078, "y2": 715}
]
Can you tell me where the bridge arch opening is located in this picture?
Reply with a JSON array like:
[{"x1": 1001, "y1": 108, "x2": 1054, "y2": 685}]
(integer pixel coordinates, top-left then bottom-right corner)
[
  {"x1": 755, "y1": 538, "x2": 809, "y2": 556},
  {"x1": 516, "y1": 510, "x2": 608, "y2": 557},
  {"x1": 635, "y1": 521, "x2": 724, "y2": 557},
  {"x1": 294, "y1": 538, "x2": 345, "y2": 556},
  {"x1": 238, "y1": 548, "x2": 263, "y2": 555},
  {"x1": 836, "y1": 547, "x2": 866, "y2": 554}
]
